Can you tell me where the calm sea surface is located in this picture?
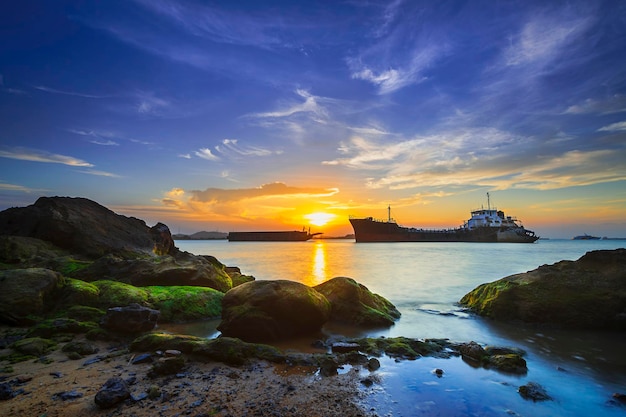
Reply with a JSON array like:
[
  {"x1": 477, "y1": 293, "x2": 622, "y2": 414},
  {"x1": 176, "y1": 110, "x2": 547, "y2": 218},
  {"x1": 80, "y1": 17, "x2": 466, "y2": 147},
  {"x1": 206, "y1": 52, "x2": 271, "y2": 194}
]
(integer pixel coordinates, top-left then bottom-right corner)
[{"x1": 175, "y1": 239, "x2": 626, "y2": 416}]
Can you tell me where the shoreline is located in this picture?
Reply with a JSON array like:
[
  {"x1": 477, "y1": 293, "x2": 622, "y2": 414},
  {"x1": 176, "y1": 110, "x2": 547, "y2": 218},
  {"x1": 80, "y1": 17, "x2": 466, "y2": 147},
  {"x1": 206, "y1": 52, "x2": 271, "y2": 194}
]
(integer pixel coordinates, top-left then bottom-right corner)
[{"x1": 0, "y1": 330, "x2": 375, "y2": 417}]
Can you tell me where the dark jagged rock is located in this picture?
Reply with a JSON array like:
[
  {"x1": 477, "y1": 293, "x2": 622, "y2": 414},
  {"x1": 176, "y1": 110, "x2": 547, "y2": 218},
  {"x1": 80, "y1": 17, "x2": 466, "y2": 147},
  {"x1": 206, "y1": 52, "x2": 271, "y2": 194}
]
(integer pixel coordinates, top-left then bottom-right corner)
[
  {"x1": 518, "y1": 382, "x2": 551, "y2": 401},
  {"x1": 0, "y1": 268, "x2": 63, "y2": 325},
  {"x1": 0, "y1": 196, "x2": 176, "y2": 258},
  {"x1": 94, "y1": 377, "x2": 130, "y2": 409},
  {"x1": 150, "y1": 222, "x2": 176, "y2": 256},
  {"x1": 313, "y1": 277, "x2": 401, "y2": 327},
  {"x1": 100, "y1": 303, "x2": 160, "y2": 334},
  {"x1": 218, "y1": 280, "x2": 331, "y2": 342},
  {"x1": 460, "y1": 249, "x2": 626, "y2": 330}
]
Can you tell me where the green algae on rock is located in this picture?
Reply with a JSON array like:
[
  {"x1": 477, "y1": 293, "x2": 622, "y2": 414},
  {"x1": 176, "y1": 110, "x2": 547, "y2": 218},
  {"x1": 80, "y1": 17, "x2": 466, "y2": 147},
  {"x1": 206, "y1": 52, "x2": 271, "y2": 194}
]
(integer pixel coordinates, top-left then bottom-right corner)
[
  {"x1": 314, "y1": 277, "x2": 401, "y2": 327},
  {"x1": 460, "y1": 249, "x2": 626, "y2": 330}
]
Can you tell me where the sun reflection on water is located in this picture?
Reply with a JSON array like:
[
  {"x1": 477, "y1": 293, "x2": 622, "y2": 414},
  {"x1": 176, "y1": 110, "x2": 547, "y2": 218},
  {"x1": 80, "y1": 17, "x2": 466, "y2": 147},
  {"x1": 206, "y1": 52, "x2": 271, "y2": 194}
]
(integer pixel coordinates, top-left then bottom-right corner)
[{"x1": 306, "y1": 241, "x2": 327, "y2": 286}]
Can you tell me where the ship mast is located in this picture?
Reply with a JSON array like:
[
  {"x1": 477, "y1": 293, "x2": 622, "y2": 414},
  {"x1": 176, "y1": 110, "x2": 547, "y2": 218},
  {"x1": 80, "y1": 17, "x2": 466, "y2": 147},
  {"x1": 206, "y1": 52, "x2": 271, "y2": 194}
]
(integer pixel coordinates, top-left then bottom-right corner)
[
  {"x1": 388, "y1": 205, "x2": 391, "y2": 222},
  {"x1": 487, "y1": 192, "x2": 491, "y2": 211}
]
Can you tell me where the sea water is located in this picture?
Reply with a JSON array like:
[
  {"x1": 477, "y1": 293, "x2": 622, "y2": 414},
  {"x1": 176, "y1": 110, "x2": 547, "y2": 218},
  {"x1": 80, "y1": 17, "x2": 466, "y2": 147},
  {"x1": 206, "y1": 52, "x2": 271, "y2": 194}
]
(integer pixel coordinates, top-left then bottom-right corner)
[{"x1": 174, "y1": 239, "x2": 626, "y2": 416}]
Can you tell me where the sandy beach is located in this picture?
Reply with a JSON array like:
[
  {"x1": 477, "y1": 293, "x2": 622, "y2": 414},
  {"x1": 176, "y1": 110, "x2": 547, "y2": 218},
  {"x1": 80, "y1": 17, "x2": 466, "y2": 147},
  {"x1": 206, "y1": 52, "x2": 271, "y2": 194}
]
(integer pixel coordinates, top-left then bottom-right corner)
[{"x1": 0, "y1": 331, "x2": 376, "y2": 417}]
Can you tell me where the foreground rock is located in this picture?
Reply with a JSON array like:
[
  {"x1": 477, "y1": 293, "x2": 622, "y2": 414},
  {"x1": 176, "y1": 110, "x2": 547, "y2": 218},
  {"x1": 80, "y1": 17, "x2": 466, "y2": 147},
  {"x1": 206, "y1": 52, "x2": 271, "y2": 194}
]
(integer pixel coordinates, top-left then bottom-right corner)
[
  {"x1": 460, "y1": 249, "x2": 626, "y2": 330},
  {"x1": 314, "y1": 277, "x2": 401, "y2": 326},
  {"x1": 218, "y1": 280, "x2": 332, "y2": 342}
]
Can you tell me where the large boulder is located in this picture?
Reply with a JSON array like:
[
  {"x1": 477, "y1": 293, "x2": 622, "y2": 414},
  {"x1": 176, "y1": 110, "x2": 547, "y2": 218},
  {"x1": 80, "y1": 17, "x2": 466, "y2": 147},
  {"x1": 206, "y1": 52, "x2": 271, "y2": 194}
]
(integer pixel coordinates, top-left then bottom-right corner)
[
  {"x1": 314, "y1": 277, "x2": 401, "y2": 326},
  {"x1": 460, "y1": 249, "x2": 626, "y2": 330},
  {"x1": 100, "y1": 303, "x2": 160, "y2": 334},
  {"x1": 0, "y1": 196, "x2": 177, "y2": 258},
  {"x1": 218, "y1": 280, "x2": 331, "y2": 342},
  {"x1": 0, "y1": 268, "x2": 63, "y2": 325}
]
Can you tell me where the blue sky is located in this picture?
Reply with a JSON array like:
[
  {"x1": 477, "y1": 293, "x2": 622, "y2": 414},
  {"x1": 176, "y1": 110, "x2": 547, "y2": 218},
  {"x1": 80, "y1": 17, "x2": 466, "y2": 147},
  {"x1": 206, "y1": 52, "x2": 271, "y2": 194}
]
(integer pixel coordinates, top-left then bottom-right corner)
[{"x1": 1, "y1": 0, "x2": 625, "y2": 238}]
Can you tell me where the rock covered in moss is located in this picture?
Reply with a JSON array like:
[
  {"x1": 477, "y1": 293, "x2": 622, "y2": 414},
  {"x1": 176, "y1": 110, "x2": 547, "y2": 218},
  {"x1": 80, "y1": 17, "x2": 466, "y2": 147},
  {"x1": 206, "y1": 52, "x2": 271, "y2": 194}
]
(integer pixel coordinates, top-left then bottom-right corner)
[
  {"x1": 460, "y1": 249, "x2": 626, "y2": 330},
  {"x1": 0, "y1": 268, "x2": 63, "y2": 325},
  {"x1": 72, "y1": 252, "x2": 233, "y2": 293},
  {"x1": 218, "y1": 280, "x2": 331, "y2": 342},
  {"x1": 314, "y1": 277, "x2": 400, "y2": 327},
  {"x1": 11, "y1": 337, "x2": 57, "y2": 356},
  {"x1": 130, "y1": 333, "x2": 285, "y2": 366}
]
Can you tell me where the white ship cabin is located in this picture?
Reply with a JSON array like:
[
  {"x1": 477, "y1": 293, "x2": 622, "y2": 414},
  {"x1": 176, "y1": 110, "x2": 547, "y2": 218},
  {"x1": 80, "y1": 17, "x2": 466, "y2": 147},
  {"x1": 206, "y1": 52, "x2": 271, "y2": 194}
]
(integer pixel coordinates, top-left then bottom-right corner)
[{"x1": 465, "y1": 209, "x2": 519, "y2": 230}]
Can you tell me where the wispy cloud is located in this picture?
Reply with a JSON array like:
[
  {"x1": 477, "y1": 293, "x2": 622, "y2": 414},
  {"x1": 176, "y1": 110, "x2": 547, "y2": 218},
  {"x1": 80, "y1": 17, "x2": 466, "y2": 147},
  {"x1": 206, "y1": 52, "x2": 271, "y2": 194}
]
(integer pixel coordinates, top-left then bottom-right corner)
[
  {"x1": 248, "y1": 89, "x2": 329, "y2": 120},
  {"x1": 0, "y1": 74, "x2": 28, "y2": 95},
  {"x1": 564, "y1": 95, "x2": 626, "y2": 115},
  {"x1": 68, "y1": 128, "x2": 154, "y2": 146},
  {"x1": 0, "y1": 181, "x2": 47, "y2": 193},
  {"x1": 323, "y1": 127, "x2": 626, "y2": 191},
  {"x1": 33, "y1": 85, "x2": 110, "y2": 99},
  {"x1": 77, "y1": 169, "x2": 122, "y2": 178},
  {"x1": 195, "y1": 148, "x2": 220, "y2": 161},
  {"x1": 502, "y1": 13, "x2": 592, "y2": 68},
  {"x1": 598, "y1": 121, "x2": 626, "y2": 132},
  {"x1": 0, "y1": 147, "x2": 94, "y2": 167},
  {"x1": 349, "y1": 45, "x2": 439, "y2": 95},
  {"x1": 216, "y1": 139, "x2": 282, "y2": 157}
]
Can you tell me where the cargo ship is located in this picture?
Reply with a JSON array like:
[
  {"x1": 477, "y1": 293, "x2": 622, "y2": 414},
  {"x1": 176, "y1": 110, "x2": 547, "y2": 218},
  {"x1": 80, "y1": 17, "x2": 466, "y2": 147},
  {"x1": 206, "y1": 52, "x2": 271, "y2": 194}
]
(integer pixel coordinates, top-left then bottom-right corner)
[
  {"x1": 228, "y1": 229, "x2": 321, "y2": 242},
  {"x1": 349, "y1": 194, "x2": 539, "y2": 243}
]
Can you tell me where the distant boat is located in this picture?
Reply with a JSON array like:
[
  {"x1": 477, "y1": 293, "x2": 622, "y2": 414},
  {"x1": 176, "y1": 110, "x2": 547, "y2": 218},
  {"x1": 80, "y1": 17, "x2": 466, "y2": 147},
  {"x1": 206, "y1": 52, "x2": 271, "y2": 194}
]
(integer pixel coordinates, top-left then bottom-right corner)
[
  {"x1": 572, "y1": 234, "x2": 600, "y2": 240},
  {"x1": 228, "y1": 229, "x2": 322, "y2": 242},
  {"x1": 349, "y1": 193, "x2": 539, "y2": 243}
]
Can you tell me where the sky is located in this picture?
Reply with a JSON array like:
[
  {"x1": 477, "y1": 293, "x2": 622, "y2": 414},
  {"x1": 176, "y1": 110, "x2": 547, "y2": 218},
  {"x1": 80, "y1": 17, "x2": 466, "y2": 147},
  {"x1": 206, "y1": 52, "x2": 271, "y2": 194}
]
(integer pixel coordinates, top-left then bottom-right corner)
[{"x1": 1, "y1": 0, "x2": 626, "y2": 239}]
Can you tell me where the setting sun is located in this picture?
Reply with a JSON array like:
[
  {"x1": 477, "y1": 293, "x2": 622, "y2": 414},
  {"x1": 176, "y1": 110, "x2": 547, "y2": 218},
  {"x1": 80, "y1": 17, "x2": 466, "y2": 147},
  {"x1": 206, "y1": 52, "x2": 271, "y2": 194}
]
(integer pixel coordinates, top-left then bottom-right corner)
[{"x1": 305, "y1": 212, "x2": 336, "y2": 227}]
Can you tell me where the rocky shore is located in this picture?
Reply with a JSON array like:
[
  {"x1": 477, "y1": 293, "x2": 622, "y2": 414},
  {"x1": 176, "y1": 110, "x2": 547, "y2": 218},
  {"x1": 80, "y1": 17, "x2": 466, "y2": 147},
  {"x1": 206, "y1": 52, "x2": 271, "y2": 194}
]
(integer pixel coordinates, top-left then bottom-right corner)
[{"x1": 1, "y1": 197, "x2": 625, "y2": 416}]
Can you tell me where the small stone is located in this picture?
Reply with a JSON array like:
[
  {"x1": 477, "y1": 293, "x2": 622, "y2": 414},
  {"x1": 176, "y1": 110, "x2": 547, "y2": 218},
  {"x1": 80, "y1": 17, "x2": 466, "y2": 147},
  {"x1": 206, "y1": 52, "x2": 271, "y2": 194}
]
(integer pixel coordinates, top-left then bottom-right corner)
[
  {"x1": 53, "y1": 390, "x2": 84, "y2": 401},
  {"x1": 367, "y1": 358, "x2": 380, "y2": 371},
  {"x1": 164, "y1": 349, "x2": 182, "y2": 357},
  {"x1": 433, "y1": 368, "x2": 444, "y2": 377},
  {"x1": 94, "y1": 377, "x2": 131, "y2": 409},
  {"x1": 131, "y1": 353, "x2": 153, "y2": 364},
  {"x1": 360, "y1": 377, "x2": 374, "y2": 387},
  {"x1": 0, "y1": 383, "x2": 14, "y2": 401},
  {"x1": 613, "y1": 392, "x2": 626, "y2": 404},
  {"x1": 518, "y1": 382, "x2": 551, "y2": 402}
]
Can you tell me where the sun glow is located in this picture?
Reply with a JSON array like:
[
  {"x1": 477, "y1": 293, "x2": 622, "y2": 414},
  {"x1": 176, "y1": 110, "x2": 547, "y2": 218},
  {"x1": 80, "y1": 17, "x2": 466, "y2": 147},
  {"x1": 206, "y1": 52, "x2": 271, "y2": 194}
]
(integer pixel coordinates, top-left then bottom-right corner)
[{"x1": 304, "y1": 212, "x2": 336, "y2": 226}]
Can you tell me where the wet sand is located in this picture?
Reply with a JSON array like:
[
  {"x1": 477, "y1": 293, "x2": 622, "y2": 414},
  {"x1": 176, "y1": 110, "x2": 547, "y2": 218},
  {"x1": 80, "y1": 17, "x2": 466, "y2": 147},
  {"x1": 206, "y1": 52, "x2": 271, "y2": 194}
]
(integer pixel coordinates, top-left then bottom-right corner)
[{"x1": 0, "y1": 332, "x2": 376, "y2": 417}]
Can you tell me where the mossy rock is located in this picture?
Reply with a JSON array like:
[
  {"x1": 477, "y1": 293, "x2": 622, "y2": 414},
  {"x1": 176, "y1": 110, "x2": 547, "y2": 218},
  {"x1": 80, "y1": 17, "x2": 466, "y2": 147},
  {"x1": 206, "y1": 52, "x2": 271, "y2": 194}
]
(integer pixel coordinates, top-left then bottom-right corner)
[
  {"x1": 58, "y1": 278, "x2": 100, "y2": 307},
  {"x1": 130, "y1": 332, "x2": 207, "y2": 353},
  {"x1": 0, "y1": 268, "x2": 64, "y2": 324},
  {"x1": 192, "y1": 337, "x2": 285, "y2": 366},
  {"x1": 350, "y1": 337, "x2": 448, "y2": 359},
  {"x1": 460, "y1": 249, "x2": 626, "y2": 330},
  {"x1": 314, "y1": 277, "x2": 401, "y2": 327},
  {"x1": 62, "y1": 341, "x2": 99, "y2": 357},
  {"x1": 11, "y1": 337, "x2": 57, "y2": 356},
  {"x1": 92, "y1": 280, "x2": 149, "y2": 307},
  {"x1": 486, "y1": 354, "x2": 527, "y2": 374},
  {"x1": 26, "y1": 318, "x2": 98, "y2": 338},
  {"x1": 63, "y1": 305, "x2": 106, "y2": 322},
  {"x1": 145, "y1": 286, "x2": 224, "y2": 322},
  {"x1": 130, "y1": 333, "x2": 285, "y2": 366}
]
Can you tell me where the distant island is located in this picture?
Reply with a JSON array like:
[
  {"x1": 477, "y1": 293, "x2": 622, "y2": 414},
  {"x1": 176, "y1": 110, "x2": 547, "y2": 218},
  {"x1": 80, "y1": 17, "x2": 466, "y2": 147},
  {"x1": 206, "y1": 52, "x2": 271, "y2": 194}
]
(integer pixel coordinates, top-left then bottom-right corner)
[{"x1": 173, "y1": 231, "x2": 228, "y2": 240}]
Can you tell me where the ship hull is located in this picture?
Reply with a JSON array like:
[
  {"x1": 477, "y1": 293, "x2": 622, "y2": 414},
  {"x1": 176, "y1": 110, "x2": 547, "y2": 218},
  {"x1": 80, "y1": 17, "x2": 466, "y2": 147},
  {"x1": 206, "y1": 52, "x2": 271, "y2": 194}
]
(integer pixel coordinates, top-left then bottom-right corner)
[
  {"x1": 228, "y1": 231, "x2": 318, "y2": 242},
  {"x1": 349, "y1": 218, "x2": 538, "y2": 243}
]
